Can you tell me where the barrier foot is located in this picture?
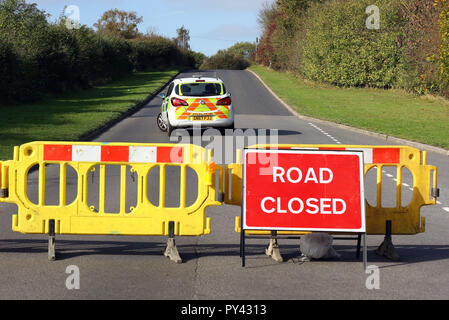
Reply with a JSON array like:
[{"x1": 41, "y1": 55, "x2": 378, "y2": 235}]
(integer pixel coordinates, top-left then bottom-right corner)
[
  {"x1": 48, "y1": 219, "x2": 56, "y2": 261},
  {"x1": 265, "y1": 231, "x2": 283, "y2": 263},
  {"x1": 164, "y1": 221, "x2": 182, "y2": 264},
  {"x1": 376, "y1": 220, "x2": 400, "y2": 261}
]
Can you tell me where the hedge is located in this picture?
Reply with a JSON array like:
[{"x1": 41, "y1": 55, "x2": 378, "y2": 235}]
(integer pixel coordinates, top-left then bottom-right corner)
[
  {"x1": 0, "y1": 0, "x2": 196, "y2": 105},
  {"x1": 301, "y1": 0, "x2": 404, "y2": 88},
  {"x1": 257, "y1": 0, "x2": 446, "y2": 96}
]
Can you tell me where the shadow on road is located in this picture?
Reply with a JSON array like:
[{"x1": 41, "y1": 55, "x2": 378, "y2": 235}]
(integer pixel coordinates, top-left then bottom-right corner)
[{"x1": 1, "y1": 239, "x2": 448, "y2": 266}]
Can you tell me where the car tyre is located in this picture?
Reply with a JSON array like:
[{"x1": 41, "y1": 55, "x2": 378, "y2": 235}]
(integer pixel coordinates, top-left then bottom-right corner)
[{"x1": 157, "y1": 113, "x2": 167, "y2": 132}]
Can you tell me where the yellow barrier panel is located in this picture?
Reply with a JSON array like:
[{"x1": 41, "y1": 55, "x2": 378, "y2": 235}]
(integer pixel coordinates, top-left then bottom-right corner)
[
  {"x1": 0, "y1": 141, "x2": 222, "y2": 262},
  {"x1": 223, "y1": 144, "x2": 438, "y2": 237}
]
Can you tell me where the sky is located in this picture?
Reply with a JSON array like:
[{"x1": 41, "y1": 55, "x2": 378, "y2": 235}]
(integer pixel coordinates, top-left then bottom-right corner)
[{"x1": 26, "y1": 0, "x2": 273, "y2": 56}]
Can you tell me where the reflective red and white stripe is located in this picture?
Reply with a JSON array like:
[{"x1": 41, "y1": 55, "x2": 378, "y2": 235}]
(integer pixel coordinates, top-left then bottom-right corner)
[
  {"x1": 290, "y1": 147, "x2": 400, "y2": 164},
  {"x1": 43, "y1": 145, "x2": 184, "y2": 163}
]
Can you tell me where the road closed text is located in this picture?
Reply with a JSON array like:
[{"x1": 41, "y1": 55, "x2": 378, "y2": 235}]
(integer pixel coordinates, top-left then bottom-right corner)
[
  {"x1": 261, "y1": 196, "x2": 346, "y2": 215},
  {"x1": 262, "y1": 166, "x2": 346, "y2": 215}
]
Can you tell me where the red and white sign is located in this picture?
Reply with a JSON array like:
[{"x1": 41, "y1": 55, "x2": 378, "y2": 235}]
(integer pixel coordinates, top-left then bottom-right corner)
[{"x1": 242, "y1": 149, "x2": 366, "y2": 233}]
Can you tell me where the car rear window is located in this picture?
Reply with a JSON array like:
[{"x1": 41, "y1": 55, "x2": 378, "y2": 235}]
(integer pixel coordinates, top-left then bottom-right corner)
[{"x1": 179, "y1": 83, "x2": 224, "y2": 96}]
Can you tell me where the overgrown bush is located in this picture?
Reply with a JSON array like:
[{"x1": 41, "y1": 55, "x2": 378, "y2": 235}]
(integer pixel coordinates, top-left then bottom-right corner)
[
  {"x1": 256, "y1": 0, "x2": 447, "y2": 96},
  {"x1": 200, "y1": 51, "x2": 250, "y2": 70},
  {"x1": 0, "y1": 0, "x2": 196, "y2": 105},
  {"x1": 301, "y1": 0, "x2": 404, "y2": 88},
  {"x1": 398, "y1": 0, "x2": 441, "y2": 95},
  {"x1": 0, "y1": 39, "x2": 20, "y2": 102},
  {"x1": 199, "y1": 42, "x2": 255, "y2": 70},
  {"x1": 130, "y1": 37, "x2": 177, "y2": 70},
  {"x1": 436, "y1": 0, "x2": 449, "y2": 96}
]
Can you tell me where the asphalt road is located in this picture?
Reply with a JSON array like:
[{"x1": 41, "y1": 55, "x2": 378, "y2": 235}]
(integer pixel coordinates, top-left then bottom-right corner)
[{"x1": 0, "y1": 70, "x2": 448, "y2": 300}]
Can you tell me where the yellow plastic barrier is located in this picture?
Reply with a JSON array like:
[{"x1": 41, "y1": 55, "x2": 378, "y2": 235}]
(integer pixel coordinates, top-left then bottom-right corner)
[
  {"x1": 0, "y1": 141, "x2": 222, "y2": 262},
  {"x1": 222, "y1": 144, "x2": 438, "y2": 236}
]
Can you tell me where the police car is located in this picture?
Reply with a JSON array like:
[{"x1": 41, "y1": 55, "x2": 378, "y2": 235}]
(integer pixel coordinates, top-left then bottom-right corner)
[{"x1": 157, "y1": 75, "x2": 234, "y2": 136}]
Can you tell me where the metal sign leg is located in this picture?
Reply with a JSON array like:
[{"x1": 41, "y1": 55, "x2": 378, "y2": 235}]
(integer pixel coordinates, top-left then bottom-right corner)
[
  {"x1": 363, "y1": 233, "x2": 367, "y2": 271},
  {"x1": 240, "y1": 205, "x2": 246, "y2": 267},
  {"x1": 48, "y1": 219, "x2": 56, "y2": 261},
  {"x1": 356, "y1": 234, "x2": 362, "y2": 259},
  {"x1": 241, "y1": 230, "x2": 246, "y2": 267}
]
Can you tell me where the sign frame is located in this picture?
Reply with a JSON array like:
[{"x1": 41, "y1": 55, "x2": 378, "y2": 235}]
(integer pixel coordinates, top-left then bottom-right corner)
[{"x1": 240, "y1": 147, "x2": 367, "y2": 268}]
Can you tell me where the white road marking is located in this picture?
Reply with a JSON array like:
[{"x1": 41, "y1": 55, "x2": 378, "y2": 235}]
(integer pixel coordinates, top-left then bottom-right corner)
[
  {"x1": 308, "y1": 122, "x2": 448, "y2": 213},
  {"x1": 308, "y1": 122, "x2": 342, "y2": 144}
]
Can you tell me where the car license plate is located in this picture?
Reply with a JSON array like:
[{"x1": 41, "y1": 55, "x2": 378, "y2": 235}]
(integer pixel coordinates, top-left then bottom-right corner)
[{"x1": 191, "y1": 114, "x2": 213, "y2": 121}]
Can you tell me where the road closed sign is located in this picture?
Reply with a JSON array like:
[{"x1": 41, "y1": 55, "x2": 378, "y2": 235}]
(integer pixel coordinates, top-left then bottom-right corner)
[{"x1": 242, "y1": 149, "x2": 366, "y2": 233}]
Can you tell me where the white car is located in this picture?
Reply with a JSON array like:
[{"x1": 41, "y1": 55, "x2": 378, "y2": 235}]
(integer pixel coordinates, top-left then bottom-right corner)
[{"x1": 157, "y1": 75, "x2": 234, "y2": 136}]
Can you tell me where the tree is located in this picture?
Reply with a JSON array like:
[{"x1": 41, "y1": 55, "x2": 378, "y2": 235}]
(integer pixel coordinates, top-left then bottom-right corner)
[
  {"x1": 94, "y1": 9, "x2": 143, "y2": 39},
  {"x1": 173, "y1": 25, "x2": 190, "y2": 50},
  {"x1": 190, "y1": 51, "x2": 206, "y2": 69},
  {"x1": 257, "y1": 1, "x2": 277, "y2": 30},
  {"x1": 256, "y1": 1, "x2": 279, "y2": 67},
  {"x1": 0, "y1": 0, "x2": 49, "y2": 44},
  {"x1": 226, "y1": 42, "x2": 256, "y2": 60}
]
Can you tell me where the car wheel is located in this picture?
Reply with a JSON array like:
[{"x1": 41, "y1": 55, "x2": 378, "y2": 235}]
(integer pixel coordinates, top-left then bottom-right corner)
[{"x1": 157, "y1": 113, "x2": 167, "y2": 132}]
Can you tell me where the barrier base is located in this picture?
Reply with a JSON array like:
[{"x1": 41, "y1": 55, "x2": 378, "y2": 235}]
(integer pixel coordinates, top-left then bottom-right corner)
[
  {"x1": 265, "y1": 232, "x2": 283, "y2": 263},
  {"x1": 164, "y1": 238, "x2": 182, "y2": 263},
  {"x1": 164, "y1": 221, "x2": 182, "y2": 263},
  {"x1": 376, "y1": 236, "x2": 400, "y2": 261},
  {"x1": 375, "y1": 220, "x2": 400, "y2": 261}
]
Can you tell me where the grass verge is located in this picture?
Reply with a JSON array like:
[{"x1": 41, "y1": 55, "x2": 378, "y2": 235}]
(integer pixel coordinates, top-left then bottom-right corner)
[
  {"x1": 0, "y1": 69, "x2": 178, "y2": 160},
  {"x1": 250, "y1": 65, "x2": 449, "y2": 150}
]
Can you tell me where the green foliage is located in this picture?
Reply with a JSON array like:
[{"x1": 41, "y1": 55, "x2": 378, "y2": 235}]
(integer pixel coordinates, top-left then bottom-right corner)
[
  {"x1": 256, "y1": 0, "x2": 447, "y2": 96},
  {"x1": 0, "y1": 38, "x2": 20, "y2": 101},
  {"x1": 396, "y1": 0, "x2": 441, "y2": 95},
  {"x1": 269, "y1": 0, "x2": 319, "y2": 70},
  {"x1": 199, "y1": 42, "x2": 255, "y2": 70},
  {"x1": 437, "y1": 0, "x2": 449, "y2": 96},
  {"x1": 226, "y1": 42, "x2": 256, "y2": 60},
  {"x1": 189, "y1": 51, "x2": 206, "y2": 69},
  {"x1": 173, "y1": 25, "x2": 190, "y2": 50},
  {"x1": 200, "y1": 51, "x2": 250, "y2": 70},
  {"x1": 0, "y1": 0, "x2": 196, "y2": 105},
  {"x1": 93, "y1": 9, "x2": 143, "y2": 39},
  {"x1": 129, "y1": 36, "x2": 182, "y2": 70},
  {"x1": 301, "y1": 0, "x2": 405, "y2": 88}
]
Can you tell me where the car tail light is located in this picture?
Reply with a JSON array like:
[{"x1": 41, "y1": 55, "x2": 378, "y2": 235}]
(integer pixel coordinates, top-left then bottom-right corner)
[
  {"x1": 171, "y1": 97, "x2": 188, "y2": 107},
  {"x1": 216, "y1": 97, "x2": 231, "y2": 106},
  {"x1": 196, "y1": 80, "x2": 205, "y2": 82}
]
